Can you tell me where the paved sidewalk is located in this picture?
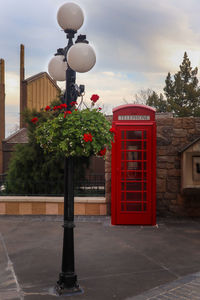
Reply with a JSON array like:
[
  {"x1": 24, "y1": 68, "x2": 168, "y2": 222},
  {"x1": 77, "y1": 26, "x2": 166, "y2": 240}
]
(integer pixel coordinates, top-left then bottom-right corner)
[
  {"x1": 126, "y1": 272, "x2": 200, "y2": 299},
  {"x1": 0, "y1": 216, "x2": 200, "y2": 300}
]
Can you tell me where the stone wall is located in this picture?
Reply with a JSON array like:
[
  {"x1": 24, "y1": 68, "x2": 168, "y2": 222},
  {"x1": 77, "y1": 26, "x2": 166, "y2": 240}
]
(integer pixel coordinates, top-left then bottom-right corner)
[{"x1": 105, "y1": 116, "x2": 200, "y2": 216}]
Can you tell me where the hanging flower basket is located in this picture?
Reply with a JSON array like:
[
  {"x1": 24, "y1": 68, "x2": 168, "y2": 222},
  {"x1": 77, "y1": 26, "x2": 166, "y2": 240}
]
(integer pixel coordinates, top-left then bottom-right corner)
[{"x1": 34, "y1": 95, "x2": 115, "y2": 158}]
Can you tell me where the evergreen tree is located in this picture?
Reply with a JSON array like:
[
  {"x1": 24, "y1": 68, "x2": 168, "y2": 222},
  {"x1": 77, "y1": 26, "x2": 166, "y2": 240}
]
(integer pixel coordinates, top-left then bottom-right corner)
[
  {"x1": 147, "y1": 52, "x2": 200, "y2": 117},
  {"x1": 146, "y1": 91, "x2": 168, "y2": 112}
]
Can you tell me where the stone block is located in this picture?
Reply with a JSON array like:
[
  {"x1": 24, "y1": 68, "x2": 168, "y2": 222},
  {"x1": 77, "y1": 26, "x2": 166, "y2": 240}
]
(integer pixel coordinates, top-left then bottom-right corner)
[
  {"x1": 157, "y1": 147, "x2": 177, "y2": 156},
  {"x1": 100, "y1": 204, "x2": 107, "y2": 215},
  {"x1": 58, "y1": 203, "x2": 64, "y2": 215},
  {"x1": 74, "y1": 203, "x2": 86, "y2": 215},
  {"x1": 46, "y1": 203, "x2": 58, "y2": 215},
  {"x1": 105, "y1": 160, "x2": 111, "y2": 172},
  {"x1": 105, "y1": 192, "x2": 111, "y2": 203},
  {"x1": 157, "y1": 169, "x2": 167, "y2": 178},
  {"x1": 105, "y1": 172, "x2": 111, "y2": 182},
  {"x1": 167, "y1": 162, "x2": 175, "y2": 169},
  {"x1": 173, "y1": 118, "x2": 183, "y2": 129},
  {"x1": 0, "y1": 203, "x2": 6, "y2": 214},
  {"x1": 167, "y1": 169, "x2": 181, "y2": 177},
  {"x1": 156, "y1": 118, "x2": 173, "y2": 126},
  {"x1": 32, "y1": 202, "x2": 46, "y2": 215},
  {"x1": 158, "y1": 156, "x2": 175, "y2": 163},
  {"x1": 167, "y1": 178, "x2": 180, "y2": 193},
  {"x1": 157, "y1": 179, "x2": 166, "y2": 193},
  {"x1": 19, "y1": 203, "x2": 32, "y2": 215},
  {"x1": 85, "y1": 203, "x2": 100, "y2": 215},
  {"x1": 164, "y1": 192, "x2": 177, "y2": 200},
  {"x1": 182, "y1": 118, "x2": 195, "y2": 129},
  {"x1": 6, "y1": 202, "x2": 19, "y2": 215},
  {"x1": 156, "y1": 161, "x2": 167, "y2": 169},
  {"x1": 105, "y1": 180, "x2": 111, "y2": 193},
  {"x1": 173, "y1": 129, "x2": 187, "y2": 137}
]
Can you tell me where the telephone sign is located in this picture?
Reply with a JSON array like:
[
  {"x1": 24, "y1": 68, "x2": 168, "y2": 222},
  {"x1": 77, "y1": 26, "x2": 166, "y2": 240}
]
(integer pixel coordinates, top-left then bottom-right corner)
[{"x1": 111, "y1": 104, "x2": 156, "y2": 225}]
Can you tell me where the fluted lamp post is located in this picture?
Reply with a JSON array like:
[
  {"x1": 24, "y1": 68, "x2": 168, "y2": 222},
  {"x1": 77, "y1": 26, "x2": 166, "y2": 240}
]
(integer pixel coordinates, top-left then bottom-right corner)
[{"x1": 48, "y1": 2, "x2": 96, "y2": 295}]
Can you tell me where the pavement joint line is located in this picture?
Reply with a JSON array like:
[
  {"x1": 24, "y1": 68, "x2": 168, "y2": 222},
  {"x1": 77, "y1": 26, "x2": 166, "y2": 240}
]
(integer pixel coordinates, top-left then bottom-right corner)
[{"x1": 0, "y1": 232, "x2": 24, "y2": 300}]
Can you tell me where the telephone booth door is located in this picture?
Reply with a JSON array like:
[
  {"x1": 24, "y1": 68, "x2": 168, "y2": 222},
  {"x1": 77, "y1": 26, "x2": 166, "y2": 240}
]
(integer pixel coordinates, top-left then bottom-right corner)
[{"x1": 111, "y1": 105, "x2": 156, "y2": 225}]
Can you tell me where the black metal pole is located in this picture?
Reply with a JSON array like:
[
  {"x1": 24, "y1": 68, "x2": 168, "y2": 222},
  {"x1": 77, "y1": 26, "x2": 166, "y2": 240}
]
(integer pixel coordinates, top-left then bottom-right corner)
[{"x1": 55, "y1": 31, "x2": 82, "y2": 295}]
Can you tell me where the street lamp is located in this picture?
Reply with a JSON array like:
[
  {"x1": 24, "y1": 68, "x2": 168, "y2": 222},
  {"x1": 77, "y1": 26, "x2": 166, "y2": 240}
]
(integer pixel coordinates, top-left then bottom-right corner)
[{"x1": 48, "y1": 2, "x2": 96, "y2": 295}]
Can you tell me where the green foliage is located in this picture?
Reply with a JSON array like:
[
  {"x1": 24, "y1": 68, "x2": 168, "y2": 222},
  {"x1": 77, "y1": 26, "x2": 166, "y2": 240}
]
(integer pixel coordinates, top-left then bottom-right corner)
[
  {"x1": 35, "y1": 108, "x2": 114, "y2": 157},
  {"x1": 146, "y1": 91, "x2": 168, "y2": 113},
  {"x1": 5, "y1": 143, "x2": 65, "y2": 195},
  {"x1": 5, "y1": 98, "x2": 90, "y2": 195},
  {"x1": 146, "y1": 52, "x2": 200, "y2": 117}
]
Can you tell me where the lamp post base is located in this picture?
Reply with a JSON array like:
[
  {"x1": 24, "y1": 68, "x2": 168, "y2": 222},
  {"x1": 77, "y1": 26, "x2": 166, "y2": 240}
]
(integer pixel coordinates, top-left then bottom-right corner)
[{"x1": 55, "y1": 272, "x2": 83, "y2": 296}]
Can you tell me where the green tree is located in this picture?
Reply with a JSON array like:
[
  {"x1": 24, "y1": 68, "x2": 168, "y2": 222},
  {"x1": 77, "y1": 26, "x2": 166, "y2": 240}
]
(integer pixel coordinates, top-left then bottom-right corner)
[
  {"x1": 146, "y1": 91, "x2": 168, "y2": 113},
  {"x1": 147, "y1": 52, "x2": 200, "y2": 117}
]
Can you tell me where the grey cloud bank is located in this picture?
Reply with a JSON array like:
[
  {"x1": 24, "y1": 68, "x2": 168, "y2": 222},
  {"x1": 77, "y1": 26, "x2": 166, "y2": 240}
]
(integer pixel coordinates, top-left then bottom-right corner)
[{"x1": 1, "y1": 0, "x2": 200, "y2": 134}]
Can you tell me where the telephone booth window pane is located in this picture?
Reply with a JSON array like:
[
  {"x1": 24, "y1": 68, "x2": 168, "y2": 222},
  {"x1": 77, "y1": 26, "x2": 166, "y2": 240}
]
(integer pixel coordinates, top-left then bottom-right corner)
[
  {"x1": 122, "y1": 182, "x2": 143, "y2": 191},
  {"x1": 121, "y1": 141, "x2": 125, "y2": 149},
  {"x1": 126, "y1": 141, "x2": 142, "y2": 150},
  {"x1": 127, "y1": 161, "x2": 142, "y2": 170},
  {"x1": 143, "y1": 141, "x2": 147, "y2": 149},
  {"x1": 144, "y1": 193, "x2": 146, "y2": 201},
  {"x1": 125, "y1": 171, "x2": 143, "y2": 180},
  {"x1": 143, "y1": 131, "x2": 147, "y2": 139},
  {"x1": 143, "y1": 152, "x2": 147, "y2": 160},
  {"x1": 143, "y1": 182, "x2": 147, "y2": 190},
  {"x1": 121, "y1": 131, "x2": 125, "y2": 139},
  {"x1": 126, "y1": 192, "x2": 142, "y2": 201},
  {"x1": 126, "y1": 182, "x2": 143, "y2": 191},
  {"x1": 143, "y1": 162, "x2": 147, "y2": 170},
  {"x1": 121, "y1": 151, "x2": 125, "y2": 160},
  {"x1": 121, "y1": 192, "x2": 125, "y2": 201},
  {"x1": 127, "y1": 161, "x2": 140, "y2": 170},
  {"x1": 126, "y1": 131, "x2": 142, "y2": 140}
]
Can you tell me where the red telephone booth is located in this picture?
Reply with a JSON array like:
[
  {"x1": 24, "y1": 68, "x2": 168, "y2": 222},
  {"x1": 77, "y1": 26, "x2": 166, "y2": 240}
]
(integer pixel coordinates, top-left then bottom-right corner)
[{"x1": 111, "y1": 104, "x2": 156, "y2": 225}]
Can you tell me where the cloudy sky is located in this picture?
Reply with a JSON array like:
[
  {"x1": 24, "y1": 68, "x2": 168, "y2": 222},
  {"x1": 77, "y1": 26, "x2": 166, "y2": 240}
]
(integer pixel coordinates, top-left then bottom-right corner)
[{"x1": 1, "y1": 0, "x2": 200, "y2": 136}]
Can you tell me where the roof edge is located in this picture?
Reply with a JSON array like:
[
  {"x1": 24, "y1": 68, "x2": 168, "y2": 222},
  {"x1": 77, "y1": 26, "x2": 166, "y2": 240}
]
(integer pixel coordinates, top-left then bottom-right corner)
[
  {"x1": 179, "y1": 136, "x2": 200, "y2": 153},
  {"x1": 23, "y1": 72, "x2": 61, "y2": 91}
]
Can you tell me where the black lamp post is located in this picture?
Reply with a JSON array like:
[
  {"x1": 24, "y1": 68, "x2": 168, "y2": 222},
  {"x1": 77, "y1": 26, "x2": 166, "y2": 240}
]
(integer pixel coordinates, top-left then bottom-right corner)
[{"x1": 48, "y1": 2, "x2": 96, "y2": 296}]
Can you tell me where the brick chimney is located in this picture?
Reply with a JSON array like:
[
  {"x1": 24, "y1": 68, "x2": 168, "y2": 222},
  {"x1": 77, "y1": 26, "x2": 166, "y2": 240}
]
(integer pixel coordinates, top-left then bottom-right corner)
[
  {"x1": 20, "y1": 44, "x2": 25, "y2": 128},
  {"x1": 0, "y1": 59, "x2": 5, "y2": 174}
]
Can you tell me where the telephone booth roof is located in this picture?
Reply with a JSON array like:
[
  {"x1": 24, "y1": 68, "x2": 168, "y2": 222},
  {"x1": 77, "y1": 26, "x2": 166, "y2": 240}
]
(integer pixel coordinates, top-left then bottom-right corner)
[{"x1": 113, "y1": 104, "x2": 156, "y2": 122}]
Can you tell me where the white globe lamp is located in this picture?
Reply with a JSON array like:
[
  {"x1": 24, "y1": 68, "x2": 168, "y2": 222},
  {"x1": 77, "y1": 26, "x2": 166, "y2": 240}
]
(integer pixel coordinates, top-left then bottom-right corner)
[
  {"x1": 57, "y1": 2, "x2": 84, "y2": 31},
  {"x1": 48, "y1": 55, "x2": 67, "y2": 81},
  {"x1": 67, "y1": 43, "x2": 96, "y2": 73}
]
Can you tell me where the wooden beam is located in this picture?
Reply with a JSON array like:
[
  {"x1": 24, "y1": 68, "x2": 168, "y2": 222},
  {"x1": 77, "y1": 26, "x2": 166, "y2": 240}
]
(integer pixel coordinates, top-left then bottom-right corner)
[
  {"x1": 0, "y1": 58, "x2": 5, "y2": 173},
  {"x1": 20, "y1": 44, "x2": 25, "y2": 128}
]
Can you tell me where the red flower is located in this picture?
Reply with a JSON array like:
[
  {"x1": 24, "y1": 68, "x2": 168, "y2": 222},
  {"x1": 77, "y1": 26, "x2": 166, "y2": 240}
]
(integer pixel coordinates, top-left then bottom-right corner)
[
  {"x1": 98, "y1": 148, "x2": 106, "y2": 156},
  {"x1": 31, "y1": 117, "x2": 38, "y2": 124},
  {"x1": 83, "y1": 133, "x2": 93, "y2": 142},
  {"x1": 45, "y1": 105, "x2": 51, "y2": 111},
  {"x1": 64, "y1": 111, "x2": 72, "y2": 118},
  {"x1": 90, "y1": 94, "x2": 99, "y2": 103},
  {"x1": 75, "y1": 109, "x2": 78, "y2": 111},
  {"x1": 53, "y1": 106, "x2": 58, "y2": 111},
  {"x1": 109, "y1": 127, "x2": 116, "y2": 134},
  {"x1": 60, "y1": 103, "x2": 67, "y2": 109},
  {"x1": 70, "y1": 101, "x2": 77, "y2": 107},
  {"x1": 98, "y1": 107, "x2": 102, "y2": 110}
]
